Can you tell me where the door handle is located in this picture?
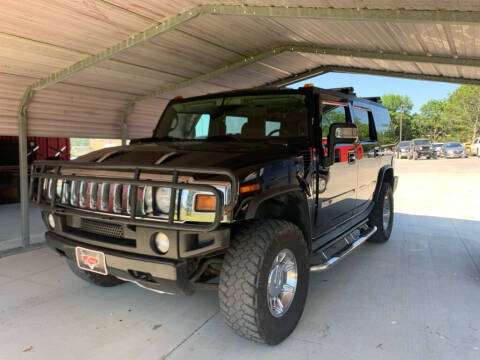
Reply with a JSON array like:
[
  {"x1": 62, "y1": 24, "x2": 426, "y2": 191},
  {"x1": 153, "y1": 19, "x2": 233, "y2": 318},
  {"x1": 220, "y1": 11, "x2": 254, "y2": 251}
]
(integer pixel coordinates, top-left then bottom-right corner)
[{"x1": 348, "y1": 150, "x2": 356, "y2": 164}]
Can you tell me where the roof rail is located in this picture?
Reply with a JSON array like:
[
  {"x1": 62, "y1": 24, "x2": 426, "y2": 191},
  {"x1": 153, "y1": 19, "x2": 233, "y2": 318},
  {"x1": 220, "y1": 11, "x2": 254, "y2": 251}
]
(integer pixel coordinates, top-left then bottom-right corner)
[
  {"x1": 363, "y1": 96, "x2": 382, "y2": 103},
  {"x1": 327, "y1": 87, "x2": 355, "y2": 95}
]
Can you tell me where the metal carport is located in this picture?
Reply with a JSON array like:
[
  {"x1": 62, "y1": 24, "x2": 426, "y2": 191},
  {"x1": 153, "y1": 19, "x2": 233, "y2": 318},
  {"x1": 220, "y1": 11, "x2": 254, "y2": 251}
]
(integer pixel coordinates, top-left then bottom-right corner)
[{"x1": 1, "y1": 0, "x2": 479, "y2": 252}]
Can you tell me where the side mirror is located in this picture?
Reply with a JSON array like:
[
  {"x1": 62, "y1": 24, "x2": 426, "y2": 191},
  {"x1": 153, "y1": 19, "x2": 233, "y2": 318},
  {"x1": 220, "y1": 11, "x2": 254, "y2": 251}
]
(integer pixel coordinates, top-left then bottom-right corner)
[{"x1": 325, "y1": 123, "x2": 358, "y2": 166}]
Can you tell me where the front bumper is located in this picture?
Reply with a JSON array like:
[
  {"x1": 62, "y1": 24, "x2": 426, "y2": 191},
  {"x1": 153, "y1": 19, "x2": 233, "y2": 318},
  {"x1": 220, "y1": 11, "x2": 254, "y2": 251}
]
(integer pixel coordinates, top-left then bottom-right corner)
[
  {"x1": 445, "y1": 152, "x2": 466, "y2": 158},
  {"x1": 415, "y1": 150, "x2": 433, "y2": 156},
  {"x1": 46, "y1": 231, "x2": 195, "y2": 295}
]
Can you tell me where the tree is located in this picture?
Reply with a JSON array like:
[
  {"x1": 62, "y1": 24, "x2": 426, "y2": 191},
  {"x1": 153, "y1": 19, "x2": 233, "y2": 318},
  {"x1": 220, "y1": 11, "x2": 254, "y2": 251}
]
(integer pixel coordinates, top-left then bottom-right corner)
[
  {"x1": 446, "y1": 85, "x2": 480, "y2": 142},
  {"x1": 381, "y1": 94, "x2": 415, "y2": 141},
  {"x1": 417, "y1": 99, "x2": 449, "y2": 142}
]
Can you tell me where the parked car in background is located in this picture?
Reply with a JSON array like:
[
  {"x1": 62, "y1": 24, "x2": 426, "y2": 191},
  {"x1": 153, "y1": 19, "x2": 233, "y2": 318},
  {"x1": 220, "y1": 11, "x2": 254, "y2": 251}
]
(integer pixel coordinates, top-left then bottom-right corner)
[
  {"x1": 409, "y1": 139, "x2": 436, "y2": 160},
  {"x1": 444, "y1": 142, "x2": 467, "y2": 158},
  {"x1": 471, "y1": 138, "x2": 480, "y2": 156},
  {"x1": 432, "y1": 143, "x2": 444, "y2": 158},
  {"x1": 463, "y1": 142, "x2": 472, "y2": 155},
  {"x1": 395, "y1": 141, "x2": 411, "y2": 159}
]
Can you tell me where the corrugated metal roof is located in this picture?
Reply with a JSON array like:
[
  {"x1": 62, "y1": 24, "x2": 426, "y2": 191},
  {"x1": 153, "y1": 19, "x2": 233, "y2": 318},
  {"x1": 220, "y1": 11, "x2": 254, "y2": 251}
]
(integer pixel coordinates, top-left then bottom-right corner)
[{"x1": 2, "y1": 1, "x2": 480, "y2": 138}]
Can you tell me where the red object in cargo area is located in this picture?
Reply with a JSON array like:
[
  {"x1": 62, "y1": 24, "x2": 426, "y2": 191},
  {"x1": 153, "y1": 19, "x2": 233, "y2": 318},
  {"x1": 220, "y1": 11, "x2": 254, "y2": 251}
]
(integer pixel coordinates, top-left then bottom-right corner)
[{"x1": 0, "y1": 136, "x2": 70, "y2": 161}]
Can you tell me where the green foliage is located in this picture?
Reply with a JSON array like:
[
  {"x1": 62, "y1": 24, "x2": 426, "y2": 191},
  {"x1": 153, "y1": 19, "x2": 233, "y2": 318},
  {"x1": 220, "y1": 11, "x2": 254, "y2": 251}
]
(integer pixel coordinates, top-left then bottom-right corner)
[
  {"x1": 416, "y1": 100, "x2": 449, "y2": 142},
  {"x1": 445, "y1": 85, "x2": 480, "y2": 142},
  {"x1": 381, "y1": 86, "x2": 480, "y2": 143}
]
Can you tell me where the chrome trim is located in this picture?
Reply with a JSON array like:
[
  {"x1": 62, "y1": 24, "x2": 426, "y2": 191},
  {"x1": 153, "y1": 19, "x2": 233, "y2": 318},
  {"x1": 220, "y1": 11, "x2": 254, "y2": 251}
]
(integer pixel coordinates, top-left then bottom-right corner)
[
  {"x1": 89, "y1": 182, "x2": 98, "y2": 210},
  {"x1": 267, "y1": 248, "x2": 298, "y2": 318},
  {"x1": 79, "y1": 181, "x2": 87, "y2": 208},
  {"x1": 70, "y1": 180, "x2": 78, "y2": 206},
  {"x1": 113, "y1": 184, "x2": 122, "y2": 213},
  {"x1": 100, "y1": 183, "x2": 110, "y2": 211},
  {"x1": 126, "y1": 185, "x2": 132, "y2": 215},
  {"x1": 310, "y1": 225, "x2": 377, "y2": 272},
  {"x1": 61, "y1": 180, "x2": 70, "y2": 204}
]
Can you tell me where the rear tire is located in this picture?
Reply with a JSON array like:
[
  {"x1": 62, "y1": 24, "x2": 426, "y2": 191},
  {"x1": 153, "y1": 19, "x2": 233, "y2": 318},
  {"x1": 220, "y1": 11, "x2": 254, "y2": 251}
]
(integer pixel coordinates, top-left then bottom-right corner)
[
  {"x1": 66, "y1": 259, "x2": 124, "y2": 287},
  {"x1": 368, "y1": 183, "x2": 394, "y2": 243},
  {"x1": 219, "y1": 220, "x2": 309, "y2": 345}
]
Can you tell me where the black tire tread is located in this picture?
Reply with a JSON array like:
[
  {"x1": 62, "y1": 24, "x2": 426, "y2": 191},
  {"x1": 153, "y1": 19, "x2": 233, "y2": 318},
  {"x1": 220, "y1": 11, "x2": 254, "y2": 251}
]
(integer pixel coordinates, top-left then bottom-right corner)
[
  {"x1": 368, "y1": 182, "x2": 393, "y2": 243},
  {"x1": 219, "y1": 219, "x2": 303, "y2": 343}
]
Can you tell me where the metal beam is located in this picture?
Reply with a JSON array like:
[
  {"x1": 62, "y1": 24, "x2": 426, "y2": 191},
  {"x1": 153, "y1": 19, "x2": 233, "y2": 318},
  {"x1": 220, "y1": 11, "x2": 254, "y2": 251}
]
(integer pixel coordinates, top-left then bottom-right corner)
[
  {"x1": 323, "y1": 65, "x2": 480, "y2": 86},
  {"x1": 123, "y1": 44, "x2": 480, "y2": 107},
  {"x1": 204, "y1": 4, "x2": 480, "y2": 25},
  {"x1": 17, "y1": 87, "x2": 34, "y2": 248},
  {"x1": 26, "y1": 4, "x2": 480, "y2": 92}
]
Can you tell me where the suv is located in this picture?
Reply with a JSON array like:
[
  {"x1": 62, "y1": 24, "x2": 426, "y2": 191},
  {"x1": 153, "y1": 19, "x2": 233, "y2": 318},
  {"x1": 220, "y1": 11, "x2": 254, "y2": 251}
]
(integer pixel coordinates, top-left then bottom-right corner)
[
  {"x1": 409, "y1": 139, "x2": 435, "y2": 160},
  {"x1": 396, "y1": 140, "x2": 412, "y2": 159},
  {"x1": 30, "y1": 86, "x2": 398, "y2": 345}
]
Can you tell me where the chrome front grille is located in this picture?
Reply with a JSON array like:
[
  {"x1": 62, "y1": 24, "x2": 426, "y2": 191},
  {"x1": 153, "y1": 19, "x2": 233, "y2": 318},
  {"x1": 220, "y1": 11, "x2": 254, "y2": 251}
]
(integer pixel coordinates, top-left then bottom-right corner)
[
  {"x1": 42, "y1": 178, "x2": 143, "y2": 216},
  {"x1": 30, "y1": 162, "x2": 238, "y2": 232}
]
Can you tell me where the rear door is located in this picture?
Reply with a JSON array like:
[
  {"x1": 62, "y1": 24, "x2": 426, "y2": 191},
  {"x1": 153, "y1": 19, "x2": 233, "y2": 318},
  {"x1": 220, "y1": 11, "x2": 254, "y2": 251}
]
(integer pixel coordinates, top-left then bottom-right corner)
[{"x1": 352, "y1": 103, "x2": 378, "y2": 213}]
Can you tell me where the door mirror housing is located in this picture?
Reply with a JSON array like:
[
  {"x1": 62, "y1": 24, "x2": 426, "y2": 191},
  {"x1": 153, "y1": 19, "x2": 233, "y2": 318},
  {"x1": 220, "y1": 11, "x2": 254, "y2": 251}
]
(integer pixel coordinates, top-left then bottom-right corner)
[{"x1": 325, "y1": 123, "x2": 358, "y2": 166}]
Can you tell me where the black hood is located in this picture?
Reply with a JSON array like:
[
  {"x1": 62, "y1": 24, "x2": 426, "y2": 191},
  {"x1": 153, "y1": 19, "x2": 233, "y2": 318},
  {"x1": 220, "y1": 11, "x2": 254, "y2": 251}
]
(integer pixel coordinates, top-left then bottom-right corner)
[{"x1": 75, "y1": 140, "x2": 298, "y2": 178}]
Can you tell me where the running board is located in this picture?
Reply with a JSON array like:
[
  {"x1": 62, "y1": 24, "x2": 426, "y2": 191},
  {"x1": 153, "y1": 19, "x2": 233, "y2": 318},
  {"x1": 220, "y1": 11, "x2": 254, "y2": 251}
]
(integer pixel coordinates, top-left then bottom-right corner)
[{"x1": 310, "y1": 225, "x2": 377, "y2": 272}]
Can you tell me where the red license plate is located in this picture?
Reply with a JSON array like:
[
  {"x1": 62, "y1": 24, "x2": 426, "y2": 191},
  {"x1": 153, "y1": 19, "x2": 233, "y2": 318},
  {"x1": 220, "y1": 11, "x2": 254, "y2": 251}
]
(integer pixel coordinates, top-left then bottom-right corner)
[{"x1": 75, "y1": 247, "x2": 107, "y2": 275}]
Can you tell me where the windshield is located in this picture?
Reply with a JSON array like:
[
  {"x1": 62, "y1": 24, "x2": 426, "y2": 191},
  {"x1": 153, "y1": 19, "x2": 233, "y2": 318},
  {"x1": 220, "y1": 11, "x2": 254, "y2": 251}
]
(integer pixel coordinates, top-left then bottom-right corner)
[
  {"x1": 432, "y1": 143, "x2": 443, "y2": 148},
  {"x1": 398, "y1": 141, "x2": 410, "y2": 147},
  {"x1": 413, "y1": 139, "x2": 431, "y2": 145},
  {"x1": 153, "y1": 94, "x2": 308, "y2": 141},
  {"x1": 445, "y1": 142, "x2": 462, "y2": 148}
]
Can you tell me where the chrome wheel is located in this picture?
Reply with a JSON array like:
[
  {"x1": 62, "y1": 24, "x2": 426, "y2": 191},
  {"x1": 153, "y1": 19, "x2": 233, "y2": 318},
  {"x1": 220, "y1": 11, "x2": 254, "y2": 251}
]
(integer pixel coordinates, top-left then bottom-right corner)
[
  {"x1": 383, "y1": 194, "x2": 391, "y2": 230},
  {"x1": 267, "y1": 248, "x2": 298, "y2": 318}
]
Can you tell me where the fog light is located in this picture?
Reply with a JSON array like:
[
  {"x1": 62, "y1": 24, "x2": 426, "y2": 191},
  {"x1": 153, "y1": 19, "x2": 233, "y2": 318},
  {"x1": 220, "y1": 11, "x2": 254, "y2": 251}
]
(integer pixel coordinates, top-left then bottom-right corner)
[
  {"x1": 47, "y1": 213, "x2": 56, "y2": 229},
  {"x1": 154, "y1": 232, "x2": 169, "y2": 254}
]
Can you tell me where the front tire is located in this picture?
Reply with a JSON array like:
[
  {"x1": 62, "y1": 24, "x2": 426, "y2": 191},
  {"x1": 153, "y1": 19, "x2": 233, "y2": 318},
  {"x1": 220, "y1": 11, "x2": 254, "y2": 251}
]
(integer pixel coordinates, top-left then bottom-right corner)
[
  {"x1": 219, "y1": 220, "x2": 309, "y2": 345},
  {"x1": 368, "y1": 183, "x2": 394, "y2": 243},
  {"x1": 66, "y1": 259, "x2": 124, "y2": 287}
]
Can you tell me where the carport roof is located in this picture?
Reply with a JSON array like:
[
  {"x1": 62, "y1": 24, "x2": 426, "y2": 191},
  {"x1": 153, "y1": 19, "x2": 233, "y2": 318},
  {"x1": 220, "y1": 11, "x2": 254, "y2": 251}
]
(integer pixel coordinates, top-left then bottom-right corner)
[{"x1": 2, "y1": 1, "x2": 480, "y2": 139}]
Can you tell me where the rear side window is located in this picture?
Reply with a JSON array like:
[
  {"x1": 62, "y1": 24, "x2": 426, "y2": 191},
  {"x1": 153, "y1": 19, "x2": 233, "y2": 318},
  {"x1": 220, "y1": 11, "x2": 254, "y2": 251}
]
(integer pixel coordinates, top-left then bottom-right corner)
[
  {"x1": 353, "y1": 107, "x2": 373, "y2": 142},
  {"x1": 371, "y1": 107, "x2": 392, "y2": 145}
]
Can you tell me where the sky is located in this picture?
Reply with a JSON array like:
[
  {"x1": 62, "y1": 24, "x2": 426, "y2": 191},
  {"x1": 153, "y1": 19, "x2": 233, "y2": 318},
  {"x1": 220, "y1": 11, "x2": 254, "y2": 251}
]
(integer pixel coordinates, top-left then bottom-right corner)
[{"x1": 290, "y1": 72, "x2": 460, "y2": 113}]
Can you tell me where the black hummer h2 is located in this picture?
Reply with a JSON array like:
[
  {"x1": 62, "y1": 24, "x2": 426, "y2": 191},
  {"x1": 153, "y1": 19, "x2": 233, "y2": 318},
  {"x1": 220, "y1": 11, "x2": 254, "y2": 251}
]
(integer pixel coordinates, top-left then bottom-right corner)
[{"x1": 30, "y1": 86, "x2": 398, "y2": 344}]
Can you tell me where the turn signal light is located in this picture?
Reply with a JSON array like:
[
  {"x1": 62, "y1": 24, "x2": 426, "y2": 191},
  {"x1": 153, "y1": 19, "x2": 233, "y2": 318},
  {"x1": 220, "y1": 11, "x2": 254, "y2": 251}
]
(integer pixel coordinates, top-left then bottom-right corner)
[
  {"x1": 195, "y1": 194, "x2": 216, "y2": 212},
  {"x1": 239, "y1": 183, "x2": 260, "y2": 194}
]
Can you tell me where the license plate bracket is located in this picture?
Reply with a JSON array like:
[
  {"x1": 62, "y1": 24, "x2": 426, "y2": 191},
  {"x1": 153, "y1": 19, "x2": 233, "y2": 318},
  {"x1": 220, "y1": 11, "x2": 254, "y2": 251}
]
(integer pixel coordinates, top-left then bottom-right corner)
[{"x1": 75, "y1": 247, "x2": 108, "y2": 275}]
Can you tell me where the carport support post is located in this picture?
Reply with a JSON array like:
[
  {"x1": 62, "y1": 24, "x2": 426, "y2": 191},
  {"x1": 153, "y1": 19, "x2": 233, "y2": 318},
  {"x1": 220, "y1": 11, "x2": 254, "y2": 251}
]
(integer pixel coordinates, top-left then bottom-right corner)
[
  {"x1": 120, "y1": 102, "x2": 134, "y2": 146},
  {"x1": 18, "y1": 87, "x2": 34, "y2": 248}
]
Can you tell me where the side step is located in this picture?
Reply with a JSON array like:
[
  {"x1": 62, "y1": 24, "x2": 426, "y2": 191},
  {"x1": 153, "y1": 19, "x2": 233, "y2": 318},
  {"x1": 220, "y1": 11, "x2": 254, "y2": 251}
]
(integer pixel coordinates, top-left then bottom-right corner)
[{"x1": 310, "y1": 223, "x2": 377, "y2": 272}]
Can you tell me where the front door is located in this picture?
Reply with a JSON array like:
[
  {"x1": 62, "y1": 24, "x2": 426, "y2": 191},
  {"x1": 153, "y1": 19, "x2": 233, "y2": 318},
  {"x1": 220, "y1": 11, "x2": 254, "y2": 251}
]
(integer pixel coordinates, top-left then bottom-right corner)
[{"x1": 313, "y1": 100, "x2": 358, "y2": 236}]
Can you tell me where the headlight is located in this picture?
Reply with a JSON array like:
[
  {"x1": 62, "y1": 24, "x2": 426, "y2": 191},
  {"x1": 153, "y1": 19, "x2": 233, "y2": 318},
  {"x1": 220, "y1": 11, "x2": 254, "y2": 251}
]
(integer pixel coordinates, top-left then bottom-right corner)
[
  {"x1": 155, "y1": 187, "x2": 171, "y2": 213},
  {"x1": 143, "y1": 186, "x2": 154, "y2": 215}
]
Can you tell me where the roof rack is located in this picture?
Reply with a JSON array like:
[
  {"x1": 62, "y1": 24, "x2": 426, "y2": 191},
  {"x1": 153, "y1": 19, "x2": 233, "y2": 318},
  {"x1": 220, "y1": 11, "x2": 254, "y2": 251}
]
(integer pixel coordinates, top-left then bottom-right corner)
[
  {"x1": 363, "y1": 96, "x2": 382, "y2": 103},
  {"x1": 327, "y1": 87, "x2": 355, "y2": 95}
]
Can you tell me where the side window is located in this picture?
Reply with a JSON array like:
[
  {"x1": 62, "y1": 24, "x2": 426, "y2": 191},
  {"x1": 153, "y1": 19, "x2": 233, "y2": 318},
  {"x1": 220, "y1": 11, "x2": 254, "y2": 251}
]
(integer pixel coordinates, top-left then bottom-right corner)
[
  {"x1": 321, "y1": 103, "x2": 348, "y2": 138},
  {"x1": 225, "y1": 116, "x2": 248, "y2": 135},
  {"x1": 353, "y1": 107, "x2": 372, "y2": 142},
  {"x1": 266, "y1": 120, "x2": 281, "y2": 136},
  {"x1": 194, "y1": 114, "x2": 210, "y2": 138}
]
